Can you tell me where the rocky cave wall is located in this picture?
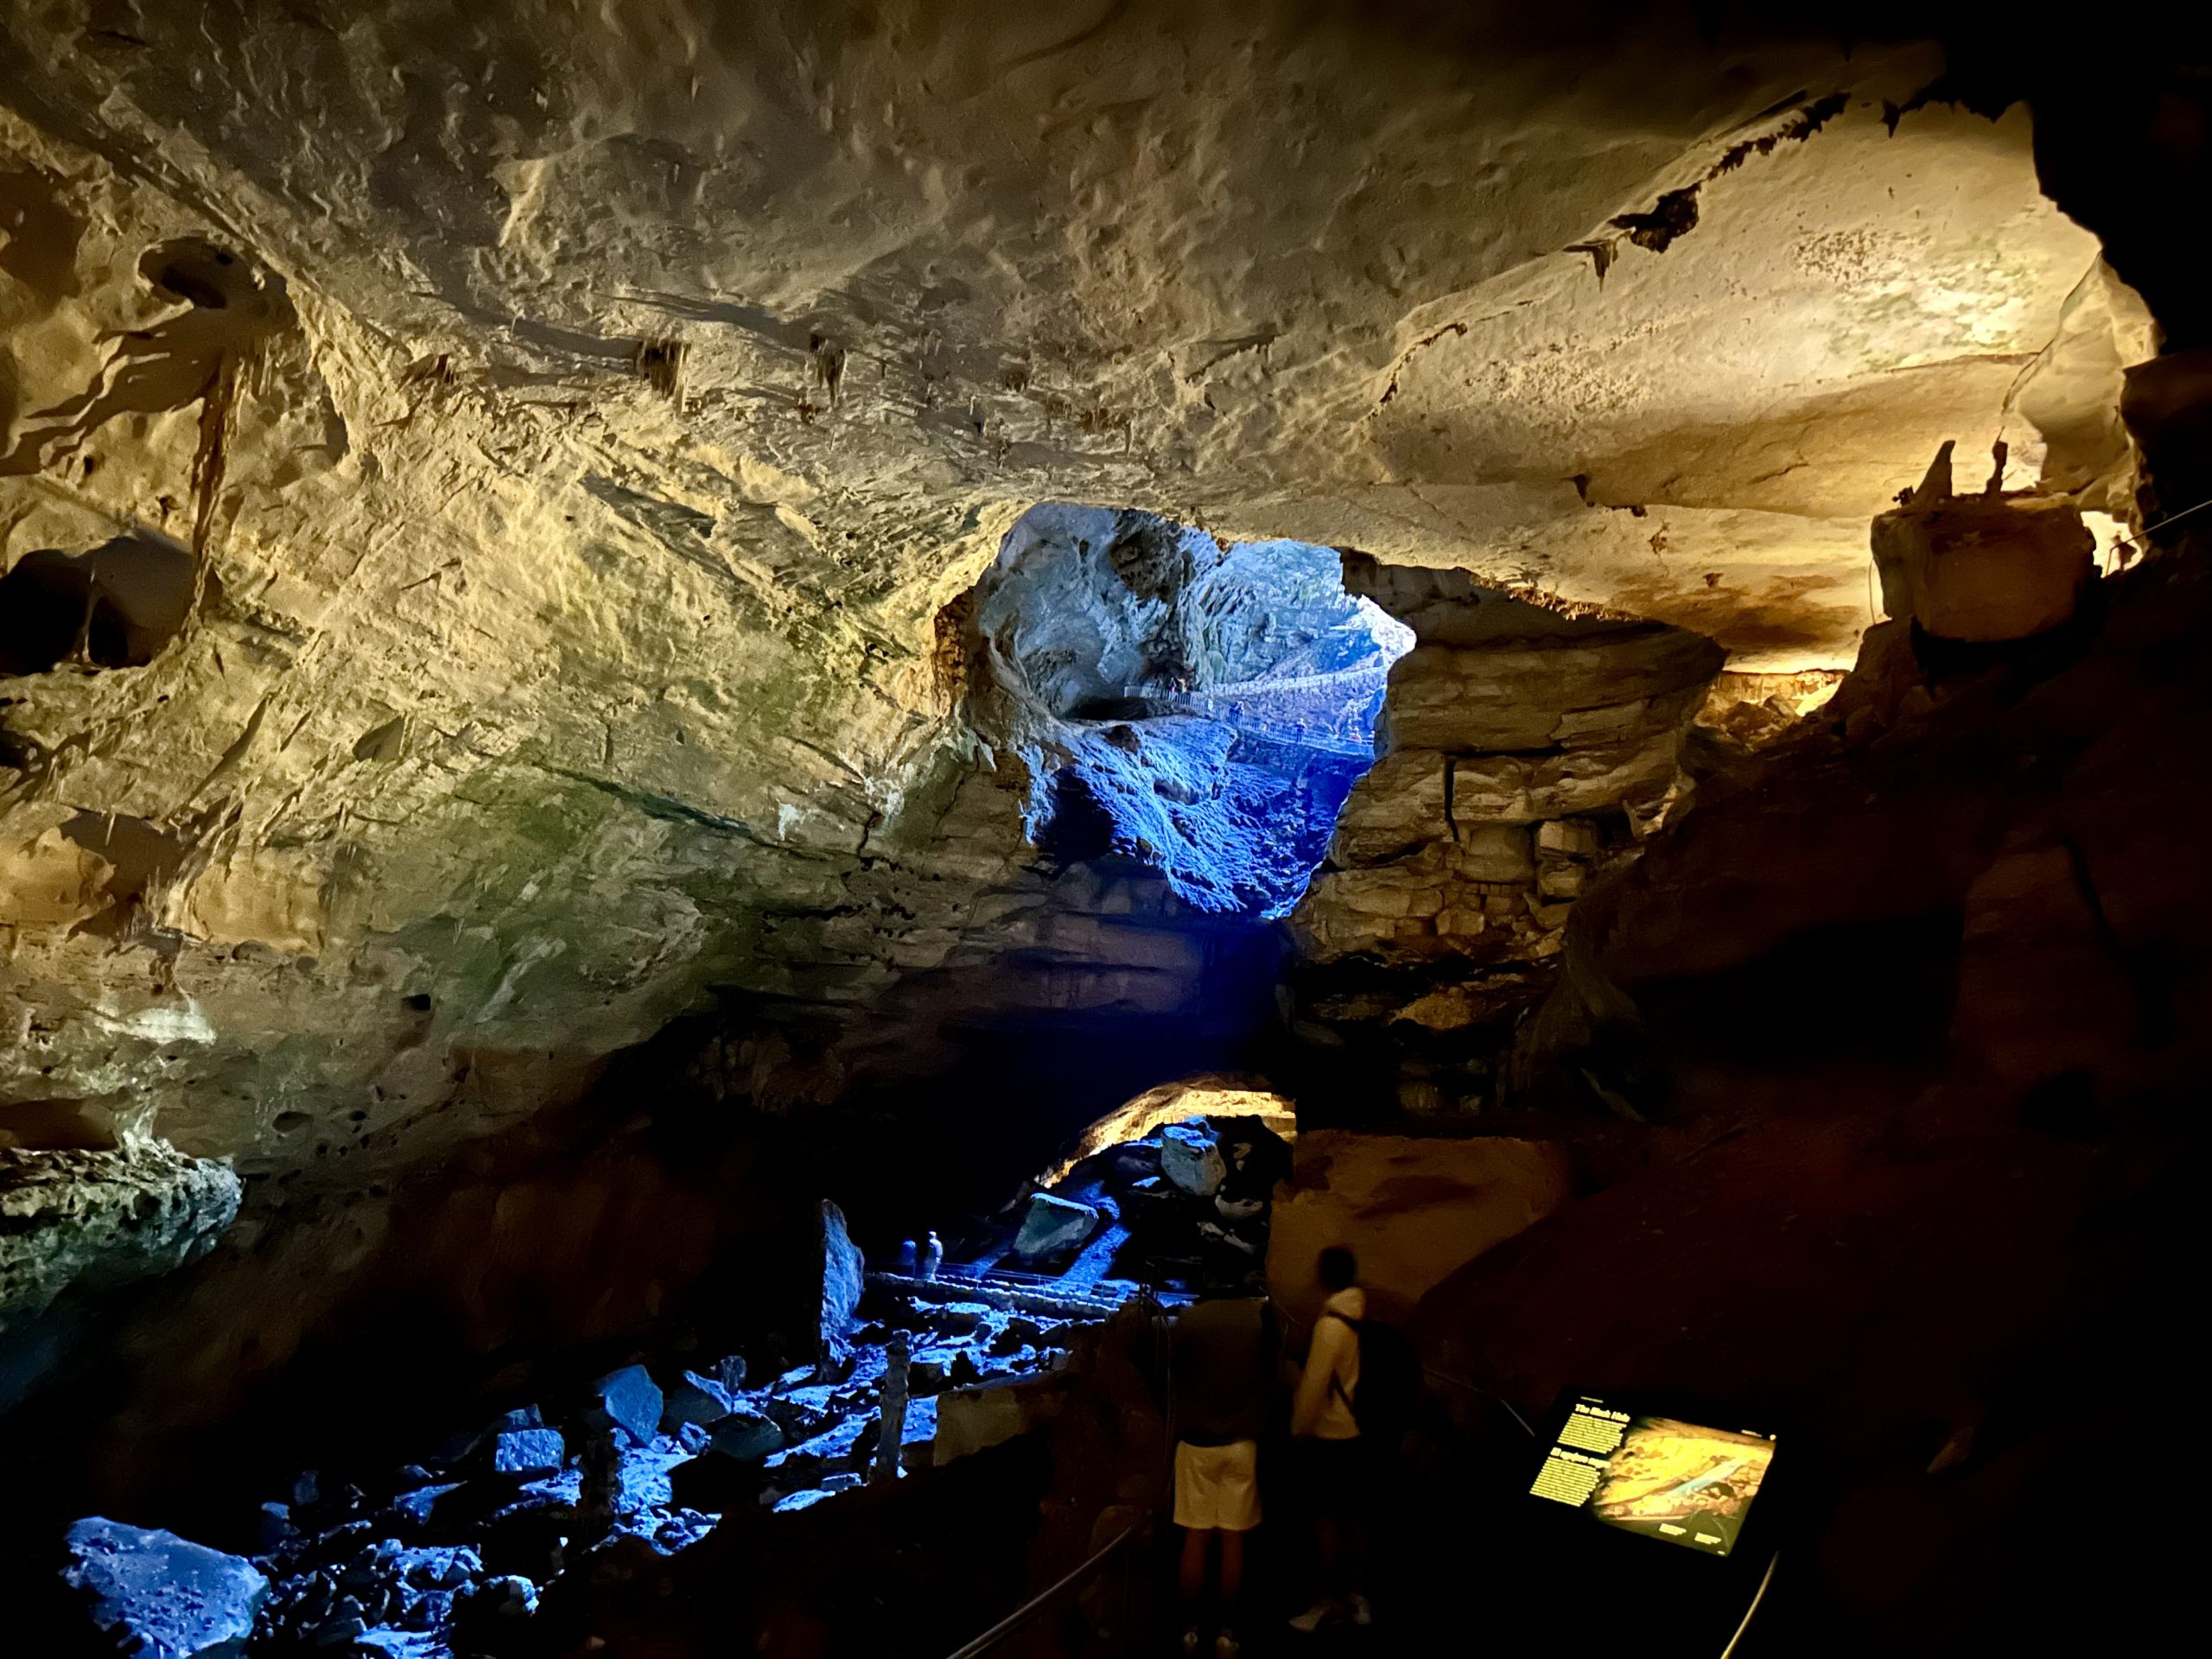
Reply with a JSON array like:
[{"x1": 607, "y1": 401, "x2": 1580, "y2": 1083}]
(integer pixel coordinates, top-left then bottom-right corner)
[
  {"x1": 0, "y1": 0, "x2": 2196, "y2": 1548},
  {"x1": 1286, "y1": 559, "x2": 1725, "y2": 1116}
]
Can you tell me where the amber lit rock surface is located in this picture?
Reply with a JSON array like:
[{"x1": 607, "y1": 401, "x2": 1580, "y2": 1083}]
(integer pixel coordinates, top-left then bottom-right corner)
[
  {"x1": 1872, "y1": 471, "x2": 2097, "y2": 641},
  {"x1": 0, "y1": 8, "x2": 2134, "y2": 1228},
  {"x1": 1267, "y1": 1129, "x2": 1572, "y2": 1330},
  {"x1": 0, "y1": 13, "x2": 2204, "y2": 1653}
]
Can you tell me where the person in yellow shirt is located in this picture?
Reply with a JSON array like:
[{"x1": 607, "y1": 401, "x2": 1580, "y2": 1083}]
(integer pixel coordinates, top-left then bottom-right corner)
[{"x1": 1287, "y1": 1246, "x2": 1372, "y2": 1632}]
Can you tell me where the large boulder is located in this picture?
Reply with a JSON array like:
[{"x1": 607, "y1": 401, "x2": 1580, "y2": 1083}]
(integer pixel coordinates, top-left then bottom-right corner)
[
  {"x1": 659, "y1": 1368, "x2": 741, "y2": 1433},
  {"x1": 1871, "y1": 448, "x2": 2095, "y2": 642},
  {"x1": 707, "y1": 1403, "x2": 785, "y2": 1463},
  {"x1": 1013, "y1": 1192, "x2": 1102, "y2": 1260},
  {"x1": 587, "y1": 1364, "x2": 664, "y2": 1446},
  {"x1": 63, "y1": 1518, "x2": 269, "y2": 1659},
  {"x1": 1159, "y1": 1122, "x2": 1228, "y2": 1197},
  {"x1": 1266, "y1": 1131, "x2": 1573, "y2": 1329}
]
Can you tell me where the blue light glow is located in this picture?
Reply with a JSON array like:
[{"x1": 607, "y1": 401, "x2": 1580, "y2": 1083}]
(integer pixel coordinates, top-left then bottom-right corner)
[{"x1": 978, "y1": 507, "x2": 1414, "y2": 918}]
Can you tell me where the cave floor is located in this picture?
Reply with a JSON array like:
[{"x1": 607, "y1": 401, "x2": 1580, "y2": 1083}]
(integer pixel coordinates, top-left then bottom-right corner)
[{"x1": 238, "y1": 1280, "x2": 1090, "y2": 1655}]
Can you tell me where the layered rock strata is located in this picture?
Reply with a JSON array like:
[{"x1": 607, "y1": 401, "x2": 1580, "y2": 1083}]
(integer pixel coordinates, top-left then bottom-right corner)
[
  {"x1": 0, "y1": 0, "x2": 2182, "y2": 1563},
  {"x1": 1288, "y1": 564, "x2": 1723, "y2": 1101}
]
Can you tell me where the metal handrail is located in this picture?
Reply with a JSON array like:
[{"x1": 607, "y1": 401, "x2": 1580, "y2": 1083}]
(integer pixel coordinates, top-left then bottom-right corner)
[
  {"x1": 1419, "y1": 1361, "x2": 1536, "y2": 1438},
  {"x1": 942, "y1": 1522, "x2": 1145, "y2": 1659},
  {"x1": 1275, "y1": 1306, "x2": 1537, "y2": 1439},
  {"x1": 950, "y1": 1300, "x2": 1768, "y2": 1659},
  {"x1": 942, "y1": 1296, "x2": 1173, "y2": 1659},
  {"x1": 1719, "y1": 1553, "x2": 1779, "y2": 1659}
]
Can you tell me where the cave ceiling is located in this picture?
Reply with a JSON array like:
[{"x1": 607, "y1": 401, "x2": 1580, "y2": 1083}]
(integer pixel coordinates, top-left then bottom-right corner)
[{"x1": 0, "y1": 3, "x2": 2149, "y2": 1179}]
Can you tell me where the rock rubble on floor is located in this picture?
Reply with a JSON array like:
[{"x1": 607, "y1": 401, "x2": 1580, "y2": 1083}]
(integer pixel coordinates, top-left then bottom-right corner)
[{"x1": 60, "y1": 1283, "x2": 1083, "y2": 1657}]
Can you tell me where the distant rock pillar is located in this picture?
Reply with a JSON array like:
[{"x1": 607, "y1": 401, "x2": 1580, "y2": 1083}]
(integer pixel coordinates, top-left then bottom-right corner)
[{"x1": 817, "y1": 1199, "x2": 865, "y2": 1362}]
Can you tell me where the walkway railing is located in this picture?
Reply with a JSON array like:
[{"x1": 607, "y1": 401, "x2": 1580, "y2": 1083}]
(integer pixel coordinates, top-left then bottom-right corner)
[
  {"x1": 941, "y1": 1521, "x2": 1147, "y2": 1659},
  {"x1": 937, "y1": 1309, "x2": 1774, "y2": 1659}
]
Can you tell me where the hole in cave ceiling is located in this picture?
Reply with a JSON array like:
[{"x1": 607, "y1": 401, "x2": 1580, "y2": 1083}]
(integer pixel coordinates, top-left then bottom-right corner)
[{"x1": 973, "y1": 503, "x2": 1414, "y2": 919}]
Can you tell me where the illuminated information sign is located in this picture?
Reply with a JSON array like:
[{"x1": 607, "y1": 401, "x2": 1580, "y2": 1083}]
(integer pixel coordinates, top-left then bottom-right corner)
[{"x1": 1529, "y1": 1396, "x2": 1777, "y2": 1558}]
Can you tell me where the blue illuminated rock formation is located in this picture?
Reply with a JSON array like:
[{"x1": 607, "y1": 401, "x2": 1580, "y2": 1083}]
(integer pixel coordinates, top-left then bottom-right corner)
[
  {"x1": 63, "y1": 1517, "x2": 268, "y2": 1659},
  {"x1": 975, "y1": 505, "x2": 1413, "y2": 918}
]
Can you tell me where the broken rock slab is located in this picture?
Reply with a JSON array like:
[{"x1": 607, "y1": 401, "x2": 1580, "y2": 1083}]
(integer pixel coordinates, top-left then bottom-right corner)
[
  {"x1": 64, "y1": 1517, "x2": 269, "y2": 1659},
  {"x1": 1159, "y1": 1122, "x2": 1227, "y2": 1197},
  {"x1": 659, "y1": 1368, "x2": 741, "y2": 1433},
  {"x1": 1014, "y1": 1192, "x2": 1102, "y2": 1259},
  {"x1": 488, "y1": 1427, "x2": 567, "y2": 1477},
  {"x1": 588, "y1": 1363, "x2": 664, "y2": 1446}
]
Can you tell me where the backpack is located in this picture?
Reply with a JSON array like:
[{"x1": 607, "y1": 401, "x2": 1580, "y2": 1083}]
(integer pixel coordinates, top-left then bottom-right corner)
[{"x1": 1326, "y1": 1312, "x2": 1423, "y2": 1448}]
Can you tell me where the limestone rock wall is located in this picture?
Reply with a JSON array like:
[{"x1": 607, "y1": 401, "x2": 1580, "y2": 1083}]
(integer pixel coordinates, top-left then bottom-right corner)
[
  {"x1": 0, "y1": 0, "x2": 2169, "y2": 1485},
  {"x1": 1266, "y1": 1129, "x2": 1572, "y2": 1331},
  {"x1": 0, "y1": 7, "x2": 2133, "y2": 1202},
  {"x1": 1, "y1": 1142, "x2": 240, "y2": 1337},
  {"x1": 1292, "y1": 563, "x2": 1723, "y2": 992},
  {"x1": 1410, "y1": 534, "x2": 2212, "y2": 1654}
]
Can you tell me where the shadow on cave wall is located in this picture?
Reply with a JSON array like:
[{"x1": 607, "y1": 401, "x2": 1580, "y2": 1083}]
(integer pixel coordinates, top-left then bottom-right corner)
[
  {"x1": 0, "y1": 1033, "x2": 829, "y2": 1622},
  {"x1": 0, "y1": 531, "x2": 200, "y2": 674},
  {"x1": 808, "y1": 919, "x2": 1289, "y2": 1251}
]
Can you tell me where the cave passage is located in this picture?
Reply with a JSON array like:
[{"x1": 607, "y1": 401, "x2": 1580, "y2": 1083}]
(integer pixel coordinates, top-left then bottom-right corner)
[{"x1": 975, "y1": 504, "x2": 1414, "y2": 919}]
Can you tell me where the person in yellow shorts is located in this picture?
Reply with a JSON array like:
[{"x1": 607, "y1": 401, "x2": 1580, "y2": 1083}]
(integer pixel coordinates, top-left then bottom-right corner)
[{"x1": 1169, "y1": 1295, "x2": 1274, "y2": 1657}]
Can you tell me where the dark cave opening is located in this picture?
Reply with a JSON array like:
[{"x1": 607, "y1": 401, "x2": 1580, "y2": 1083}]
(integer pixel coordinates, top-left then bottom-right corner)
[{"x1": 0, "y1": 533, "x2": 197, "y2": 676}]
